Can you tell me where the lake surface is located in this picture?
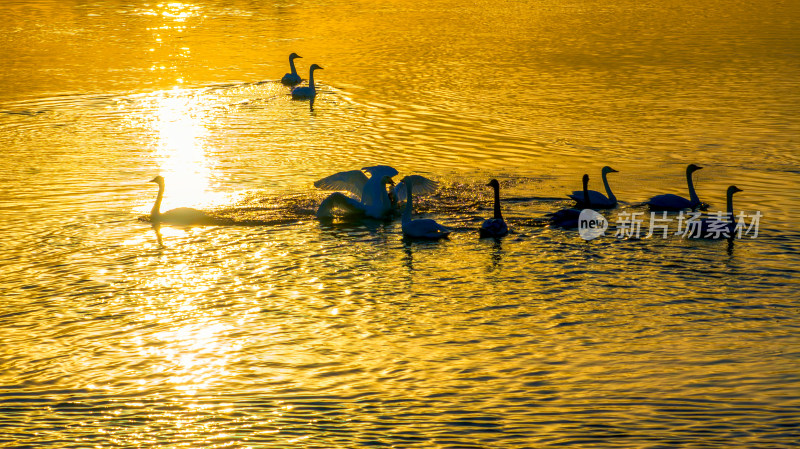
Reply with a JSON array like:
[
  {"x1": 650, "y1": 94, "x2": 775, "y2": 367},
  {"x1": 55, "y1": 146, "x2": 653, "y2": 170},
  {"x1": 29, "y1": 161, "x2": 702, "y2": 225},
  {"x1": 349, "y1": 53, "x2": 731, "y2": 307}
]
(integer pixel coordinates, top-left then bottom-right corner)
[{"x1": 1, "y1": 0, "x2": 799, "y2": 447}]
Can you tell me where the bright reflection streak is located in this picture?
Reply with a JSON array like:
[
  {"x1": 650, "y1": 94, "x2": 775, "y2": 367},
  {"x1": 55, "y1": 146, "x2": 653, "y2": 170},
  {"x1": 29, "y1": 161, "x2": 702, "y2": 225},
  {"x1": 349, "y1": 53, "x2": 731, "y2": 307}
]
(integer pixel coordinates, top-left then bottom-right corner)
[
  {"x1": 151, "y1": 92, "x2": 212, "y2": 211},
  {"x1": 135, "y1": 318, "x2": 243, "y2": 395}
]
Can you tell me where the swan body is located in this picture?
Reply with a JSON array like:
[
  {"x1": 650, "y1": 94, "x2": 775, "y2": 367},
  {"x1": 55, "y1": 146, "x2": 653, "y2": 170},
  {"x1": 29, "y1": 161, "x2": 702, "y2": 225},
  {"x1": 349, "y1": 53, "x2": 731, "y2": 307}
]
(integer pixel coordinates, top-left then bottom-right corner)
[
  {"x1": 568, "y1": 166, "x2": 618, "y2": 208},
  {"x1": 280, "y1": 53, "x2": 303, "y2": 86},
  {"x1": 315, "y1": 166, "x2": 438, "y2": 219},
  {"x1": 686, "y1": 186, "x2": 742, "y2": 239},
  {"x1": 401, "y1": 175, "x2": 451, "y2": 239},
  {"x1": 148, "y1": 176, "x2": 228, "y2": 226},
  {"x1": 647, "y1": 164, "x2": 705, "y2": 211},
  {"x1": 549, "y1": 174, "x2": 590, "y2": 228},
  {"x1": 480, "y1": 179, "x2": 508, "y2": 238},
  {"x1": 291, "y1": 64, "x2": 322, "y2": 100}
]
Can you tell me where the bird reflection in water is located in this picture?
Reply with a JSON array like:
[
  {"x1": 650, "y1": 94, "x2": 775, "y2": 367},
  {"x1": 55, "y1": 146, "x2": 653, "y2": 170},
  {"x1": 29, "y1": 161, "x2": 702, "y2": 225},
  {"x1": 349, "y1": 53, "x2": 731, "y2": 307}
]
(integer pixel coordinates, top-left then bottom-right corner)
[
  {"x1": 488, "y1": 238, "x2": 504, "y2": 272},
  {"x1": 151, "y1": 222, "x2": 165, "y2": 247}
]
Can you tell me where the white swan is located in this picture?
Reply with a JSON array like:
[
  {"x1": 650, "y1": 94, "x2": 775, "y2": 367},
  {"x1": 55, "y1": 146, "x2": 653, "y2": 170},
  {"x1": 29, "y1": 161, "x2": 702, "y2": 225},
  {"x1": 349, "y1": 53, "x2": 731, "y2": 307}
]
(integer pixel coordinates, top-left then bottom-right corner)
[
  {"x1": 646, "y1": 164, "x2": 705, "y2": 211},
  {"x1": 280, "y1": 53, "x2": 303, "y2": 87},
  {"x1": 147, "y1": 176, "x2": 228, "y2": 226},
  {"x1": 315, "y1": 166, "x2": 438, "y2": 219},
  {"x1": 568, "y1": 166, "x2": 618, "y2": 208},
  {"x1": 480, "y1": 179, "x2": 508, "y2": 238},
  {"x1": 291, "y1": 64, "x2": 322, "y2": 100},
  {"x1": 549, "y1": 174, "x2": 590, "y2": 228},
  {"x1": 401, "y1": 175, "x2": 451, "y2": 239}
]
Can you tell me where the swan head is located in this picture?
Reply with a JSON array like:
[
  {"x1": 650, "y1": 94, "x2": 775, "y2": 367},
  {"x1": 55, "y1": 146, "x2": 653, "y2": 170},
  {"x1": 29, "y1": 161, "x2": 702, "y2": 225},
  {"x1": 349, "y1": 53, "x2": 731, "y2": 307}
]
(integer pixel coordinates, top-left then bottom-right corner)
[
  {"x1": 487, "y1": 179, "x2": 500, "y2": 189},
  {"x1": 582, "y1": 174, "x2": 589, "y2": 187},
  {"x1": 601, "y1": 166, "x2": 618, "y2": 174},
  {"x1": 149, "y1": 175, "x2": 165, "y2": 186},
  {"x1": 381, "y1": 175, "x2": 395, "y2": 186},
  {"x1": 309, "y1": 64, "x2": 323, "y2": 72},
  {"x1": 728, "y1": 185, "x2": 743, "y2": 195},
  {"x1": 289, "y1": 52, "x2": 302, "y2": 60},
  {"x1": 687, "y1": 164, "x2": 703, "y2": 174}
]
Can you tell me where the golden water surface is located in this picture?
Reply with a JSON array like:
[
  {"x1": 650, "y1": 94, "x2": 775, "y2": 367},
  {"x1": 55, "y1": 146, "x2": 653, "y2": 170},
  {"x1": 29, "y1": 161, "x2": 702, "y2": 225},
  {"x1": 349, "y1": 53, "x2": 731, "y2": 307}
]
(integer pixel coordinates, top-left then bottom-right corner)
[{"x1": 1, "y1": 0, "x2": 799, "y2": 447}]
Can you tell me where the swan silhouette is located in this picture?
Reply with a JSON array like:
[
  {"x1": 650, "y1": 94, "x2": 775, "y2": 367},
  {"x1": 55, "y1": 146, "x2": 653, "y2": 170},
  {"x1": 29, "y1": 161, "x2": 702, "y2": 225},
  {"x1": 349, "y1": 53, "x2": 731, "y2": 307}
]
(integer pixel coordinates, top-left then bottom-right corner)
[
  {"x1": 568, "y1": 166, "x2": 618, "y2": 208},
  {"x1": 684, "y1": 185, "x2": 743, "y2": 239},
  {"x1": 281, "y1": 53, "x2": 303, "y2": 86},
  {"x1": 315, "y1": 166, "x2": 437, "y2": 219},
  {"x1": 401, "y1": 175, "x2": 451, "y2": 239},
  {"x1": 549, "y1": 174, "x2": 590, "y2": 228},
  {"x1": 646, "y1": 164, "x2": 705, "y2": 211},
  {"x1": 291, "y1": 64, "x2": 322, "y2": 100},
  {"x1": 147, "y1": 176, "x2": 229, "y2": 225},
  {"x1": 479, "y1": 179, "x2": 508, "y2": 238}
]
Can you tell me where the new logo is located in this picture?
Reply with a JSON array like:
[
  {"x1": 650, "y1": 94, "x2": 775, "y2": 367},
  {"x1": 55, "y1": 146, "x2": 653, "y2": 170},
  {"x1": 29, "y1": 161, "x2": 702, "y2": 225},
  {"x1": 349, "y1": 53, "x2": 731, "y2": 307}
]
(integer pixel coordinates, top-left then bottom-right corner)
[{"x1": 578, "y1": 209, "x2": 608, "y2": 240}]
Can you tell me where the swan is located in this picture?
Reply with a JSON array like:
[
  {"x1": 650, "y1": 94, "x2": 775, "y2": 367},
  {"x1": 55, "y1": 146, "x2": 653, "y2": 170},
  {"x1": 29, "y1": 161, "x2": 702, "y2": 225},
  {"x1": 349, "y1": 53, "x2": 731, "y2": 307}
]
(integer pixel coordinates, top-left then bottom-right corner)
[
  {"x1": 568, "y1": 166, "x2": 618, "y2": 208},
  {"x1": 685, "y1": 185, "x2": 742, "y2": 239},
  {"x1": 549, "y1": 174, "x2": 590, "y2": 228},
  {"x1": 147, "y1": 176, "x2": 229, "y2": 226},
  {"x1": 479, "y1": 179, "x2": 508, "y2": 238},
  {"x1": 280, "y1": 53, "x2": 303, "y2": 86},
  {"x1": 401, "y1": 175, "x2": 451, "y2": 239},
  {"x1": 315, "y1": 166, "x2": 437, "y2": 219},
  {"x1": 646, "y1": 164, "x2": 705, "y2": 211},
  {"x1": 291, "y1": 64, "x2": 322, "y2": 100}
]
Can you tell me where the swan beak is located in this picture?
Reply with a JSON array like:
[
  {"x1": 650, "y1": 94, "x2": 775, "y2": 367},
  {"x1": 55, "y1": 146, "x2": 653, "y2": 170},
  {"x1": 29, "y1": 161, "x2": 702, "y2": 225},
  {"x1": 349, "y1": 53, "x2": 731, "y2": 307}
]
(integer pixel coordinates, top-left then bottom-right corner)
[
  {"x1": 149, "y1": 177, "x2": 158, "y2": 183},
  {"x1": 733, "y1": 186, "x2": 743, "y2": 193},
  {"x1": 610, "y1": 168, "x2": 619, "y2": 173},
  {"x1": 388, "y1": 178, "x2": 395, "y2": 186}
]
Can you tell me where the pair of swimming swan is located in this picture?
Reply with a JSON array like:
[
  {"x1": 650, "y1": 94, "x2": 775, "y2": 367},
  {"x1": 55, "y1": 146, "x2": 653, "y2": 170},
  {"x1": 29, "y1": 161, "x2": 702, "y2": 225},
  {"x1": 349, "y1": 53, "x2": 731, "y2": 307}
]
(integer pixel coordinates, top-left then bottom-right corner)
[
  {"x1": 565, "y1": 163, "x2": 707, "y2": 211},
  {"x1": 280, "y1": 53, "x2": 323, "y2": 100},
  {"x1": 314, "y1": 166, "x2": 450, "y2": 239}
]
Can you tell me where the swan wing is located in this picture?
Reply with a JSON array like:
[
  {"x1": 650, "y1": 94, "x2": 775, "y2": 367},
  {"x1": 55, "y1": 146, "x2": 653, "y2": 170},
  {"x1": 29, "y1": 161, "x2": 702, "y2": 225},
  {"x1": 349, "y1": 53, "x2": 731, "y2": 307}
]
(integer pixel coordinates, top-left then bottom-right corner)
[
  {"x1": 281, "y1": 73, "x2": 302, "y2": 86},
  {"x1": 394, "y1": 175, "x2": 439, "y2": 202},
  {"x1": 568, "y1": 190, "x2": 615, "y2": 207},
  {"x1": 316, "y1": 192, "x2": 366, "y2": 218},
  {"x1": 361, "y1": 165, "x2": 399, "y2": 179},
  {"x1": 646, "y1": 193, "x2": 690, "y2": 210},
  {"x1": 480, "y1": 218, "x2": 508, "y2": 237},
  {"x1": 314, "y1": 170, "x2": 369, "y2": 199}
]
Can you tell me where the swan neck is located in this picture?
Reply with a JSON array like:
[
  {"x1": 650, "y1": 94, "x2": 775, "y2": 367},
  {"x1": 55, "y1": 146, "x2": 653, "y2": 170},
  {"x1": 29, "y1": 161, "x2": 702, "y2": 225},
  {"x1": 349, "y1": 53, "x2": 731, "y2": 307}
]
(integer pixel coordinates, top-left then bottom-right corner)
[
  {"x1": 492, "y1": 185, "x2": 502, "y2": 219},
  {"x1": 726, "y1": 189, "x2": 735, "y2": 218},
  {"x1": 687, "y1": 169, "x2": 699, "y2": 204},
  {"x1": 601, "y1": 171, "x2": 616, "y2": 201},
  {"x1": 151, "y1": 182, "x2": 164, "y2": 219},
  {"x1": 403, "y1": 182, "x2": 413, "y2": 222},
  {"x1": 583, "y1": 180, "x2": 591, "y2": 208},
  {"x1": 309, "y1": 69, "x2": 316, "y2": 89},
  {"x1": 289, "y1": 57, "x2": 298, "y2": 76}
]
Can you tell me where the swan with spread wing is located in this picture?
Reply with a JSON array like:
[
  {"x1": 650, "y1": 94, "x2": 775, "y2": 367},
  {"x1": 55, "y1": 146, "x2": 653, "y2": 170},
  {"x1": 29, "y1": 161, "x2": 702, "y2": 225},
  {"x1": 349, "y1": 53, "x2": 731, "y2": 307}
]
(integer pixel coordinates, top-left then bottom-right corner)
[{"x1": 315, "y1": 165, "x2": 438, "y2": 219}]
